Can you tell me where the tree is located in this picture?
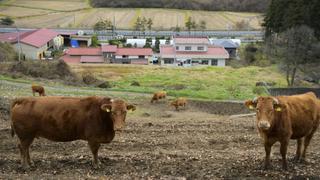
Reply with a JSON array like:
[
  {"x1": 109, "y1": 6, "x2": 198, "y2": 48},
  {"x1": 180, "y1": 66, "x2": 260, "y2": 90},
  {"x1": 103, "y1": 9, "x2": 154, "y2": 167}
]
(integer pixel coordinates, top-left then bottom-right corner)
[
  {"x1": 267, "y1": 26, "x2": 318, "y2": 86},
  {"x1": 147, "y1": 18, "x2": 153, "y2": 31},
  {"x1": 154, "y1": 38, "x2": 160, "y2": 53},
  {"x1": 0, "y1": 16, "x2": 14, "y2": 26},
  {"x1": 93, "y1": 19, "x2": 113, "y2": 32},
  {"x1": 199, "y1": 20, "x2": 206, "y2": 31},
  {"x1": 185, "y1": 17, "x2": 193, "y2": 32},
  {"x1": 91, "y1": 34, "x2": 99, "y2": 47},
  {"x1": 263, "y1": 0, "x2": 320, "y2": 39}
]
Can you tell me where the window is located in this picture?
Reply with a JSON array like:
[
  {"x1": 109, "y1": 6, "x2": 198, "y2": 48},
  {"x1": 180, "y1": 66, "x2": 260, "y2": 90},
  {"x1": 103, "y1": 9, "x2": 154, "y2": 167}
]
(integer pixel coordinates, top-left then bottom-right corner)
[
  {"x1": 138, "y1": 55, "x2": 145, "y2": 59},
  {"x1": 176, "y1": 46, "x2": 179, "y2": 50},
  {"x1": 185, "y1": 46, "x2": 191, "y2": 50},
  {"x1": 201, "y1": 60, "x2": 209, "y2": 65},
  {"x1": 211, "y1": 59, "x2": 218, "y2": 66},
  {"x1": 122, "y1": 55, "x2": 128, "y2": 58},
  {"x1": 197, "y1": 46, "x2": 204, "y2": 51}
]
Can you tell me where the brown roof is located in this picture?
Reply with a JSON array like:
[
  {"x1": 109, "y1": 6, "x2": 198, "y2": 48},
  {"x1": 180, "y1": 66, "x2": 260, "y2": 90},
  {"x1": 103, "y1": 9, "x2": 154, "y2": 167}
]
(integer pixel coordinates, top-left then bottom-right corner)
[
  {"x1": 101, "y1": 45, "x2": 117, "y2": 52},
  {"x1": 66, "y1": 47, "x2": 102, "y2": 56},
  {"x1": 115, "y1": 48, "x2": 152, "y2": 56},
  {"x1": 174, "y1": 37, "x2": 210, "y2": 45}
]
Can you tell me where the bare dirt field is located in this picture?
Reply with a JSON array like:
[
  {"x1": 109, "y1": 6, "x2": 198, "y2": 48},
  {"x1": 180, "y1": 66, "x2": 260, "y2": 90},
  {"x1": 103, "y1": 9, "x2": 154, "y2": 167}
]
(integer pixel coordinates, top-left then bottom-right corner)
[{"x1": 1, "y1": 97, "x2": 320, "y2": 179}]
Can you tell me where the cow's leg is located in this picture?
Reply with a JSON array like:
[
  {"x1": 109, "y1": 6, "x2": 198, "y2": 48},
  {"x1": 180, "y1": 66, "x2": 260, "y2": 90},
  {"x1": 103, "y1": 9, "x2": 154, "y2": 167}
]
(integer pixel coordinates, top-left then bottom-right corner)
[
  {"x1": 264, "y1": 139, "x2": 276, "y2": 170},
  {"x1": 88, "y1": 141, "x2": 100, "y2": 167},
  {"x1": 301, "y1": 131, "x2": 316, "y2": 162},
  {"x1": 294, "y1": 138, "x2": 302, "y2": 162},
  {"x1": 280, "y1": 140, "x2": 289, "y2": 170},
  {"x1": 19, "y1": 137, "x2": 34, "y2": 167}
]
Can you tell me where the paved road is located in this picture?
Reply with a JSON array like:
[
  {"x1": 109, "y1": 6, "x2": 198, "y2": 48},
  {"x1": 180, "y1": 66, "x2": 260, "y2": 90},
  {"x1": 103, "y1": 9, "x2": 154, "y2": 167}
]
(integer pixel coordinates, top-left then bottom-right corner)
[{"x1": 0, "y1": 27, "x2": 263, "y2": 38}]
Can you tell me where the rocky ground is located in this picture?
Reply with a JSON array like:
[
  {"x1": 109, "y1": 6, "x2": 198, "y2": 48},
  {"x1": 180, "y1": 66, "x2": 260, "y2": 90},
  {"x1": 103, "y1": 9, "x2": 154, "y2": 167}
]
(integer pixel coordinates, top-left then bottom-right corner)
[{"x1": 0, "y1": 97, "x2": 320, "y2": 179}]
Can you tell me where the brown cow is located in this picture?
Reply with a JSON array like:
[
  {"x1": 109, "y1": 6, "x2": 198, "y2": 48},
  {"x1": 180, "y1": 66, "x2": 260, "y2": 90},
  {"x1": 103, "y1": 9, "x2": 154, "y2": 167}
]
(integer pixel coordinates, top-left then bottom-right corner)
[
  {"x1": 245, "y1": 92, "x2": 320, "y2": 170},
  {"x1": 10, "y1": 96, "x2": 136, "y2": 168},
  {"x1": 150, "y1": 91, "x2": 167, "y2": 103},
  {"x1": 31, "y1": 85, "x2": 46, "y2": 96},
  {"x1": 170, "y1": 97, "x2": 187, "y2": 111}
]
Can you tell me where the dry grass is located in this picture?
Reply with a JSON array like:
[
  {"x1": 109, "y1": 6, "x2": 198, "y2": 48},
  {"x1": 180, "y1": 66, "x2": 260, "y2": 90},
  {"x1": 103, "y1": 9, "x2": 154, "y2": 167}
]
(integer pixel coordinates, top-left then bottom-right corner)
[{"x1": 1, "y1": 0, "x2": 263, "y2": 30}]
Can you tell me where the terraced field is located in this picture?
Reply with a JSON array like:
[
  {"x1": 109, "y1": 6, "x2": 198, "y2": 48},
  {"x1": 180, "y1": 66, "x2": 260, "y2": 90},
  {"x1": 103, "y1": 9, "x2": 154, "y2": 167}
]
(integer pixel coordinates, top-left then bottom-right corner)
[{"x1": 0, "y1": 0, "x2": 262, "y2": 30}]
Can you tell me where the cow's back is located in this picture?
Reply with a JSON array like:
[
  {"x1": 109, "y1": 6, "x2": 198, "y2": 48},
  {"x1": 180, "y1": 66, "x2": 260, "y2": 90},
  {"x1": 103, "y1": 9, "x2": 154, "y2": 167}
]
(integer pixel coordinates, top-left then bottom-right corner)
[
  {"x1": 11, "y1": 96, "x2": 111, "y2": 142},
  {"x1": 278, "y1": 92, "x2": 320, "y2": 139}
]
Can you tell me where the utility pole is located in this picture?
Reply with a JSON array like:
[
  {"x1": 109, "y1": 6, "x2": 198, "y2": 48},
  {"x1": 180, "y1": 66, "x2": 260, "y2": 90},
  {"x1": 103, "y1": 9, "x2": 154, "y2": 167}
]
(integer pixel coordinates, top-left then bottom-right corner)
[{"x1": 16, "y1": 26, "x2": 21, "y2": 61}]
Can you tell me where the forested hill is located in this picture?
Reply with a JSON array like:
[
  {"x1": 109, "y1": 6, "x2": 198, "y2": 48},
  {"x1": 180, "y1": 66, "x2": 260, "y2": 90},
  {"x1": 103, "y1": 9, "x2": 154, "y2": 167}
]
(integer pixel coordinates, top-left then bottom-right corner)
[{"x1": 90, "y1": 0, "x2": 270, "y2": 12}]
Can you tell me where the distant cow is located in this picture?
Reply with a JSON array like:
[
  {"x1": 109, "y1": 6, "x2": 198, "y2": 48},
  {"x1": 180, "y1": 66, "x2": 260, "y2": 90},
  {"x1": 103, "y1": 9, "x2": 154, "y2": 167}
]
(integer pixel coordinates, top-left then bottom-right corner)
[
  {"x1": 170, "y1": 97, "x2": 187, "y2": 111},
  {"x1": 10, "y1": 96, "x2": 136, "y2": 167},
  {"x1": 151, "y1": 91, "x2": 167, "y2": 103},
  {"x1": 245, "y1": 92, "x2": 320, "y2": 170},
  {"x1": 31, "y1": 85, "x2": 46, "y2": 96}
]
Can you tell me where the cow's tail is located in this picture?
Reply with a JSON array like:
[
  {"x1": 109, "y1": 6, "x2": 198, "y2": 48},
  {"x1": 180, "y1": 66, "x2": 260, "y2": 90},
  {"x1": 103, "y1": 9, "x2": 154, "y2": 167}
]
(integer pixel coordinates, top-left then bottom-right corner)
[{"x1": 10, "y1": 98, "x2": 24, "y2": 137}]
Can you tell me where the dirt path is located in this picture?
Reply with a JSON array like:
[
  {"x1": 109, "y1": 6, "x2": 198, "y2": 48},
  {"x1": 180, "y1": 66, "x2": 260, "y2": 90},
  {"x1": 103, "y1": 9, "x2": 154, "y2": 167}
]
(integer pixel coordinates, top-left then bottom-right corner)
[{"x1": 1, "y1": 99, "x2": 320, "y2": 179}]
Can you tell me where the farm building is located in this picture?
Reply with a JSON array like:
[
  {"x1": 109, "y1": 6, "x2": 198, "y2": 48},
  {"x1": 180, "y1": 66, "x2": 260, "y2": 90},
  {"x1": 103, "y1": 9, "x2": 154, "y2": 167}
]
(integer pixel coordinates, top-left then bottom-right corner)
[
  {"x1": 209, "y1": 39, "x2": 241, "y2": 58},
  {"x1": 160, "y1": 36, "x2": 229, "y2": 67},
  {"x1": 113, "y1": 48, "x2": 153, "y2": 65},
  {"x1": 61, "y1": 47, "x2": 103, "y2": 63},
  {"x1": 0, "y1": 28, "x2": 63, "y2": 60}
]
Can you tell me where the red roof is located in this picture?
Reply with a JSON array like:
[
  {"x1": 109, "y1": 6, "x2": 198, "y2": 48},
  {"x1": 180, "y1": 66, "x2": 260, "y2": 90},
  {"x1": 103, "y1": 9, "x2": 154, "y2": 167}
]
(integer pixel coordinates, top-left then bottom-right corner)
[
  {"x1": 61, "y1": 55, "x2": 80, "y2": 63},
  {"x1": 174, "y1": 37, "x2": 210, "y2": 44},
  {"x1": 115, "y1": 48, "x2": 152, "y2": 56},
  {"x1": 66, "y1": 47, "x2": 102, "y2": 56},
  {"x1": 160, "y1": 45, "x2": 229, "y2": 59},
  {"x1": 101, "y1": 44, "x2": 117, "y2": 52},
  {"x1": 80, "y1": 56, "x2": 104, "y2": 63},
  {"x1": 0, "y1": 31, "x2": 34, "y2": 43},
  {"x1": 20, "y1": 28, "x2": 59, "y2": 48}
]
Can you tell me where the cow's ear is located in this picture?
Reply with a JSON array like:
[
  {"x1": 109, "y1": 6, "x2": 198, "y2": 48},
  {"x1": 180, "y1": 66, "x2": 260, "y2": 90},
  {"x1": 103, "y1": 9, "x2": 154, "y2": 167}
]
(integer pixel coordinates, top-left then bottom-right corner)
[
  {"x1": 245, "y1": 100, "x2": 256, "y2": 110},
  {"x1": 127, "y1": 104, "x2": 136, "y2": 112},
  {"x1": 274, "y1": 103, "x2": 283, "y2": 112},
  {"x1": 101, "y1": 104, "x2": 112, "y2": 112}
]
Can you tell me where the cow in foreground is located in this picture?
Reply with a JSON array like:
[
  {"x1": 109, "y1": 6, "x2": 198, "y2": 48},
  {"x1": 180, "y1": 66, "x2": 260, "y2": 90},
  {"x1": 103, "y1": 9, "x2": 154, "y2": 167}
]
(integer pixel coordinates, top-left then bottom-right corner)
[
  {"x1": 10, "y1": 96, "x2": 136, "y2": 168},
  {"x1": 245, "y1": 92, "x2": 320, "y2": 170},
  {"x1": 151, "y1": 91, "x2": 167, "y2": 103},
  {"x1": 31, "y1": 85, "x2": 46, "y2": 96},
  {"x1": 170, "y1": 97, "x2": 187, "y2": 111}
]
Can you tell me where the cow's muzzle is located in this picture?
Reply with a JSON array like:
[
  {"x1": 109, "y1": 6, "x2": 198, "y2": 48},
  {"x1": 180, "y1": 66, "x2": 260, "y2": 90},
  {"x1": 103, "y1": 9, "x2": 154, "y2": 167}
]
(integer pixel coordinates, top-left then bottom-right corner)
[{"x1": 258, "y1": 121, "x2": 271, "y2": 130}]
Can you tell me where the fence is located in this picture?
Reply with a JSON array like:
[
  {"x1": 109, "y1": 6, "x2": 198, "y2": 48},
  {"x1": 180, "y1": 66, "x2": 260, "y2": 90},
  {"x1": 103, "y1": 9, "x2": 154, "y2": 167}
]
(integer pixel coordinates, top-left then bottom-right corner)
[{"x1": 268, "y1": 88, "x2": 320, "y2": 98}]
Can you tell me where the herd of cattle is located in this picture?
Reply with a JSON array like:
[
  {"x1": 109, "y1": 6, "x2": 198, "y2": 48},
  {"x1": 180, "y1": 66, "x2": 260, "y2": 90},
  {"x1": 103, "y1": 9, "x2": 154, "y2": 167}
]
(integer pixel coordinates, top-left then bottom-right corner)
[{"x1": 7, "y1": 85, "x2": 320, "y2": 171}]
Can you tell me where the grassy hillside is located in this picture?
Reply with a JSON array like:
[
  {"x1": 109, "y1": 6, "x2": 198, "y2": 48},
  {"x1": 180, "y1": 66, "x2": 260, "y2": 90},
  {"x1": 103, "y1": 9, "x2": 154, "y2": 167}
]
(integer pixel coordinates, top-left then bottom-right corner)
[
  {"x1": 70, "y1": 64, "x2": 286, "y2": 100},
  {"x1": 90, "y1": 0, "x2": 270, "y2": 13},
  {"x1": 0, "y1": 0, "x2": 262, "y2": 30}
]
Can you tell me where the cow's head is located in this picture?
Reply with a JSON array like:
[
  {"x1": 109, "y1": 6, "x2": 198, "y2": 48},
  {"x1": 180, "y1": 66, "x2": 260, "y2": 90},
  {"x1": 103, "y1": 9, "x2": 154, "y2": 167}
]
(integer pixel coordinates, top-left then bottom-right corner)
[
  {"x1": 101, "y1": 99, "x2": 136, "y2": 131},
  {"x1": 245, "y1": 97, "x2": 283, "y2": 131}
]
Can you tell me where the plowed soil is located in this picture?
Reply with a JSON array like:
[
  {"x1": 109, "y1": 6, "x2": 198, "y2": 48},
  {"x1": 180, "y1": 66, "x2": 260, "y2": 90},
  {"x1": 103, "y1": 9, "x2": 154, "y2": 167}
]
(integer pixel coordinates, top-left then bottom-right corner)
[{"x1": 1, "y1": 99, "x2": 320, "y2": 179}]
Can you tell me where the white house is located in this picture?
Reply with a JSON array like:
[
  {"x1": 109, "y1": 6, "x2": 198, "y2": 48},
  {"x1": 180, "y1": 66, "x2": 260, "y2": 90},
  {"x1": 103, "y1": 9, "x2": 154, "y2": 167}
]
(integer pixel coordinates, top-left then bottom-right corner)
[{"x1": 160, "y1": 36, "x2": 229, "y2": 67}]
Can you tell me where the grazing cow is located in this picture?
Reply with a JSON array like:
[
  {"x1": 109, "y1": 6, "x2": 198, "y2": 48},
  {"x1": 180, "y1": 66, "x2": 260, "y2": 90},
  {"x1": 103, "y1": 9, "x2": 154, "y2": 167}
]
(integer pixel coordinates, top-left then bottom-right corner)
[
  {"x1": 245, "y1": 92, "x2": 320, "y2": 170},
  {"x1": 151, "y1": 91, "x2": 167, "y2": 103},
  {"x1": 10, "y1": 96, "x2": 136, "y2": 167},
  {"x1": 31, "y1": 85, "x2": 46, "y2": 96},
  {"x1": 170, "y1": 97, "x2": 187, "y2": 111}
]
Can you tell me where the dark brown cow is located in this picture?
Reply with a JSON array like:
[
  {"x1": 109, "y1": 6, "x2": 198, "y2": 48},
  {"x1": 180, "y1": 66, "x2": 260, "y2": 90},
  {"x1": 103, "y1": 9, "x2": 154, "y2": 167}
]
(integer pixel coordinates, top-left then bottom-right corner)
[
  {"x1": 245, "y1": 92, "x2": 320, "y2": 170},
  {"x1": 151, "y1": 91, "x2": 167, "y2": 103},
  {"x1": 31, "y1": 85, "x2": 46, "y2": 96},
  {"x1": 10, "y1": 96, "x2": 136, "y2": 167},
  {"x1": 170, "y1": 97, "x2": 187, "y2": 111}
]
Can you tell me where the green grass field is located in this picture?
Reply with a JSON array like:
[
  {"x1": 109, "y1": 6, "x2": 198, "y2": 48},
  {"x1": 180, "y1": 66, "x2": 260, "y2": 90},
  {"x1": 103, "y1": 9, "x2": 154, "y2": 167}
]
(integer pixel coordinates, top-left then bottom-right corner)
[{"x1": 0, "y1": 0, "x2": 262, "y2": 30}]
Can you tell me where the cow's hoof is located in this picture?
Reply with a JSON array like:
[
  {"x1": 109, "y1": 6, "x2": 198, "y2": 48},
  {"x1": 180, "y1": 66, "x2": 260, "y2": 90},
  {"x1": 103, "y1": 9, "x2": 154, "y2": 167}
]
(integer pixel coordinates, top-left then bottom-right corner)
[{"x1": 92, "y1": 161, "x2": 101, "y2": 169}]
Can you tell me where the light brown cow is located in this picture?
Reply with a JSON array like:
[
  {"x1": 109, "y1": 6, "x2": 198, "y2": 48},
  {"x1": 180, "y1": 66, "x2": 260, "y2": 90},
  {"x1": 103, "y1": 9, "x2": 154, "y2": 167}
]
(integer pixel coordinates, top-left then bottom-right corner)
[
  {"x1": 170, "y1": 97, "x2": 187, "y2": 111},
  {"x1": 31, "y1": 85, "x2": 46, "y2": 96},
  {"x1": 151, "y1": 91, "x2": 167, "y2": 103},
  {"x1": 10, "y1": 96, "x2": 136, "y2": 167},
  {"x1": 245, "y1": 92, "x2": 320, "y2": 170}
]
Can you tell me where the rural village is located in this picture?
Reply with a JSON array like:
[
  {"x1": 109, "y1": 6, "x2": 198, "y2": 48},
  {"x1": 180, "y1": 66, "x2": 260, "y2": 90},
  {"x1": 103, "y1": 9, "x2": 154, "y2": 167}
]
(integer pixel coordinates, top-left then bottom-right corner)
[{"x1": 0, "y1": 0, "x2": 320, "y2": 179}]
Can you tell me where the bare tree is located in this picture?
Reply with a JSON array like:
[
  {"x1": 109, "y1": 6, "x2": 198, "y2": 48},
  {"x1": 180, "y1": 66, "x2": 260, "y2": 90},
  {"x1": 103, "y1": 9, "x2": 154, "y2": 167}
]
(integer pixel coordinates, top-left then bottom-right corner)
[{"x1": 267, "y1": 25, "x2": 318, "y2": 86}]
